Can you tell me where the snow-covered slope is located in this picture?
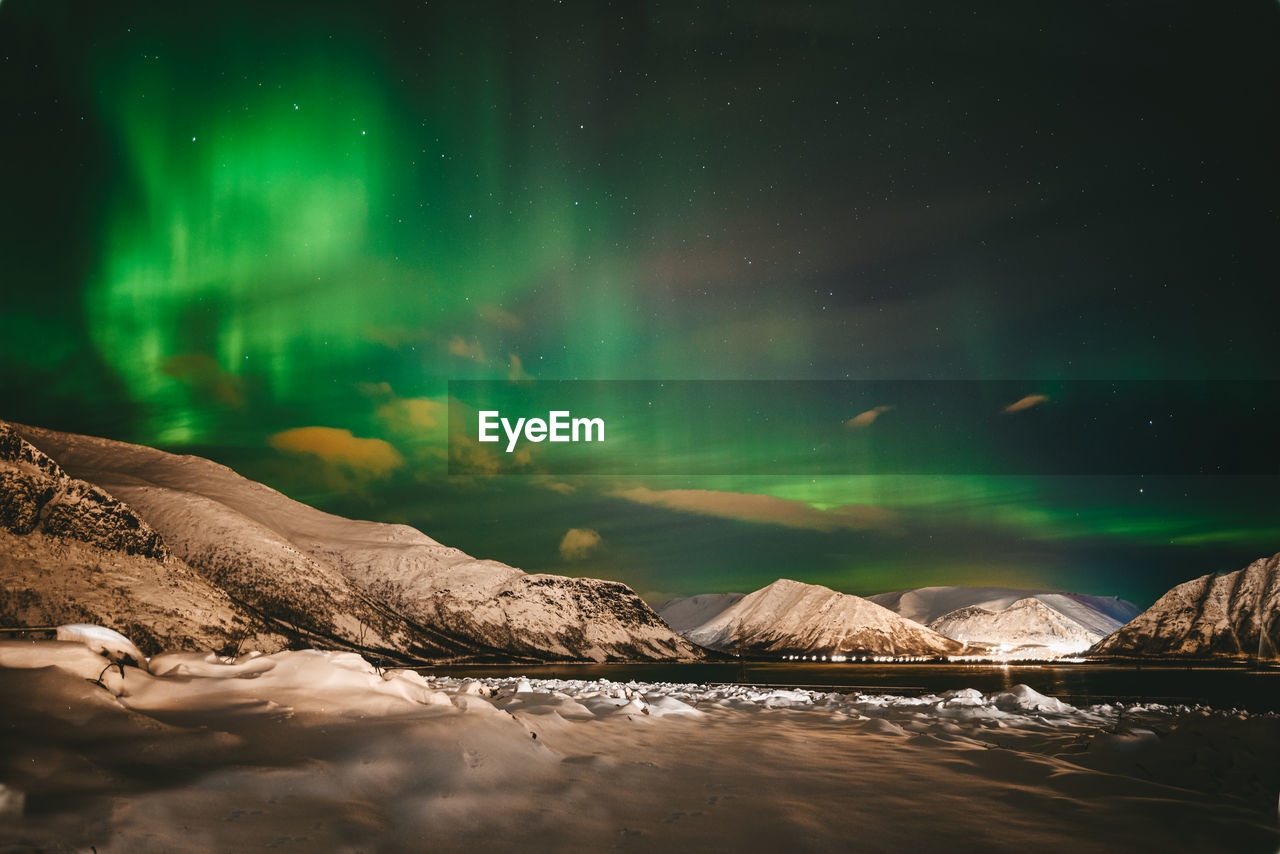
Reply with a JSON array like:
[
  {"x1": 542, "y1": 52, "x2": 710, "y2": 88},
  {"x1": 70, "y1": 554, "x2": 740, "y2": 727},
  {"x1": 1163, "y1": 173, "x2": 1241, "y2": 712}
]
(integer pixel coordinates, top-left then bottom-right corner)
[
  {"x1": 684, "y1": 578, "x2": 963, "y2": 657},
  {"x1": 657, "y1": 592, "x2": 744, "y2": 634},
  {"x1": 1090, "y1": 554, "x2": 1280, "y2": 659},
  {"x1": 9, "y1": 422, "x2": 698, "y2": 662},
  {"x1": 0, "y1": 423, "x2": 278, "y2": 654},
  {"x1": 869, "y1": 586, "x2": 1139, "y2": 652}
]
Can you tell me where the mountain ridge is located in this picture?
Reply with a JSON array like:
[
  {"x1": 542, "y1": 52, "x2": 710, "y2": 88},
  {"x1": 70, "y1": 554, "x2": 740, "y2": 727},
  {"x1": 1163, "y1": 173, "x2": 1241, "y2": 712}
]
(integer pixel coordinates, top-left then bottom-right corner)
[
  {"x1": 3, "y1": 421, "x2": 700, "y2": 663},
  {"x1": 1089, "y1": 554, "x2": 1280, "y2": 659},
  {"x1": 867, "y1": 585, "x2": 1140, "y2": 636}
]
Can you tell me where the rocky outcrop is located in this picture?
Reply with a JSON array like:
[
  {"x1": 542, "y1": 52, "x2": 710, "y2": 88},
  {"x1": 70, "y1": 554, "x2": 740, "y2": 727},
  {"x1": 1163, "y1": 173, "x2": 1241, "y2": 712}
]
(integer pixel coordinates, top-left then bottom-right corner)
[
  {"x1": 0, "y1": 424, "x2": 167, "y2": 558},
  {"x1": 0, "y1": 424, "x2": 278, "y2": 655}
]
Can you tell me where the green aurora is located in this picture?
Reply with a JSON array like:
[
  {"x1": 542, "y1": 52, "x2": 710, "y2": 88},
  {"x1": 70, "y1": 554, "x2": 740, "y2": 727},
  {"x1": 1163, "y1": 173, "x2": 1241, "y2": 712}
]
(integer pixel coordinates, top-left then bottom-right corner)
[{"x1": 2, "y1": 1, "x2": 1278, "y2": 606}]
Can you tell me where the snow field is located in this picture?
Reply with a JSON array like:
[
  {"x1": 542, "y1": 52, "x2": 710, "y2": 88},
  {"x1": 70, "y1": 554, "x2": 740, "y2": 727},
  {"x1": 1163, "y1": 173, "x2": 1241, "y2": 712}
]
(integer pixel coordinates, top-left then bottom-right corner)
[{"x1": 1, "y1": 635, "x2": 1278, "y2": 853}]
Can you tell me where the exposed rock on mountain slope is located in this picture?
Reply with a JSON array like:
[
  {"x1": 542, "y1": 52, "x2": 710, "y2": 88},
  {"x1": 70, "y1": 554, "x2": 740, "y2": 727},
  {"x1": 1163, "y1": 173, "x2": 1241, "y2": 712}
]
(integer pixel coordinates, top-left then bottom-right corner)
[
  {"x1": 928, "y1": 597, "x2": 1102, "y2": 653},
  {"x1": 868, "y1": 586, "x2": 1139, "y2": 639},
  {"x1": 683, "y1": 578, "x2": 964, "y2": 657},
  {"x1": 0, "y1": 424, "x2": 167, "y2": 559},
  {"x1": 1090, "y1": 554, "x2": 1280, "y2": 659},
  {"x1": 657, "y1": 592, "x2": 744, "y2": 634},
  {"x1": 9, "y1": 422, "x2": 698, "y2": 662},
  {"x1": 0, "y1": 424, "x2": 277, "y2": 655}
]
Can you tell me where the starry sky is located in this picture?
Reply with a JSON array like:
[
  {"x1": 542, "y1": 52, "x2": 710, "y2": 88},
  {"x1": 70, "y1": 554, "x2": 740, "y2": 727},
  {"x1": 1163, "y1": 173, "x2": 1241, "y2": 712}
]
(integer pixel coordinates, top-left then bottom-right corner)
[{"x1": 2, "y1": 1, "x2": 1278, "y2": 607}]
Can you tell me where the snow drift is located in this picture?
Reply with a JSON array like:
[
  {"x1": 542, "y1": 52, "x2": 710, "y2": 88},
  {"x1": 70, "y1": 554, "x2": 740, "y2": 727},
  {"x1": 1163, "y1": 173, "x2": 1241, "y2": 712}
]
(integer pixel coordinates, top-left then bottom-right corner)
[{"x1": 1, "y1": 632, "x2": 1276, "y2": 853}]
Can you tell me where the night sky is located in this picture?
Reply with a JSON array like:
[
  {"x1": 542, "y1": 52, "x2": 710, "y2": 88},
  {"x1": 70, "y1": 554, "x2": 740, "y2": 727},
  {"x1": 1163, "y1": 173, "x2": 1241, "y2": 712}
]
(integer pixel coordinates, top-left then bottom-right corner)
[{"x1": 2, "y1": 1, "x2": 1278, "y2": 607}]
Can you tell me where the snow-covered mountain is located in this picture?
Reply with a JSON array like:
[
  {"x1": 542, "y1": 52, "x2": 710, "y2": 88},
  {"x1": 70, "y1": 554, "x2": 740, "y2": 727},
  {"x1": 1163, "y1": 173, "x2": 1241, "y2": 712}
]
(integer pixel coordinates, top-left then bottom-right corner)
[
  {"x1": 657, "y1": 592, "x2": 744, "y2": 634},
  {"x1": 868, "y1": 586, "x2": 1139, "y2": 654},
  {"x1": 869, "y1": 586, "x2": 1139, "y2": 634},
  {"x1": 0, "y1": 423, "x2": 278, "y2": 654},
  {"x1": 1090, "y1": 553, "x2": 1280, "y2": 659},
  {"x1": 928, "y1": 598, "x2": 1102, "y2": 654},
  {"x1": 3, "y1": 422, "x2": 699, "y2": 662},
  {"x1": 682, "y1": 578, "x2": 964, "y2": 657}
]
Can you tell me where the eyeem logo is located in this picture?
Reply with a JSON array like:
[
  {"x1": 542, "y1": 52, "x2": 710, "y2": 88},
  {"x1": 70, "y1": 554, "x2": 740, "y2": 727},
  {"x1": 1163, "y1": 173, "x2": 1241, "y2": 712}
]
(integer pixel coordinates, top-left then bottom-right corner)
[{"x1": 478, "y1": 410, "x2": 605, "y2": 453}]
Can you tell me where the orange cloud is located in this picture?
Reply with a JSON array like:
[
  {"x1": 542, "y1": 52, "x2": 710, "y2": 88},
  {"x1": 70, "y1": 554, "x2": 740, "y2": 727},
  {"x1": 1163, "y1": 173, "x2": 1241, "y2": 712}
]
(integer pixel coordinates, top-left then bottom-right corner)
[
  {"x1": 846, "y1": 405, "x2": 893, "y2": 428},
  {"x1": 478, "y1": 304, "x2": 523, "y2": 330},
  {"x1": 559, "y1": 528, "x2": 603, "y2": 560},
  {"x1": 446, "y1": 398, "x2": 536, "y2": 475},
  {"x1": 508, "y1": 353, "x2": 532, "y2": 381},
  {"x1": 269, "y1": 427, "x2": 404, "y2": 477},
  {"x1": 611, "y1": 487, "x2": 896, "y2": 532},
  {"x1": 1004, "y1": 394, "x2": 1049, "y2": 413},
  {"x1": 448, "y1": 336, "x2": 486, "y2": 362},
  {"x1": 378, "y1": 397, "x2": 445, "y2": 433},
  {"x1": 359, "y1": 382, "x2": 446, "y2": 436}
]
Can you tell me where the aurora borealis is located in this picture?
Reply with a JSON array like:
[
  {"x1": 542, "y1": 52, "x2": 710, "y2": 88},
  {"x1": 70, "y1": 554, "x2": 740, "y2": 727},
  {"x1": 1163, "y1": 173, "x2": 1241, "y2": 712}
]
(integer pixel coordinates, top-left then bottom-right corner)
[{"x1": 2, "y1": 1, "x2": 1278, "y2": 606}]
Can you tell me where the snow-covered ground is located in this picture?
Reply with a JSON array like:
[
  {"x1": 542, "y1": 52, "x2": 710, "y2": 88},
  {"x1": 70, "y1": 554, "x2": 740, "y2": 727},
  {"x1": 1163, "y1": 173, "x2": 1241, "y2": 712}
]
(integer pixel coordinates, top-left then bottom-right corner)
[{"x1": 1, "y1": 634, "x2": 1277, "y2": 852}]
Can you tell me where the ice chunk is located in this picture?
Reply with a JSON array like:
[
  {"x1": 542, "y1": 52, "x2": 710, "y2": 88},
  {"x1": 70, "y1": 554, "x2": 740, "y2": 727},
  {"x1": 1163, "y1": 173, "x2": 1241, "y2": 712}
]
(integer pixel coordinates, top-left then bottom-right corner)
[{"x1": 459, "y1": 679, "x2": 491, "y2": 696}]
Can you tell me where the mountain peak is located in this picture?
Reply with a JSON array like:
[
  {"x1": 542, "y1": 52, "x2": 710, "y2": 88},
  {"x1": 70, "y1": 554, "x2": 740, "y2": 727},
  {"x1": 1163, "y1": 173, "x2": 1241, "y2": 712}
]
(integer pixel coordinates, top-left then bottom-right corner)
[
  {"x1": 682, "y1": 577, "x2": 963, "y2": 658},
  {"x1": 929, "y1": 596, "x2": 1105, "y2": 654}
]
